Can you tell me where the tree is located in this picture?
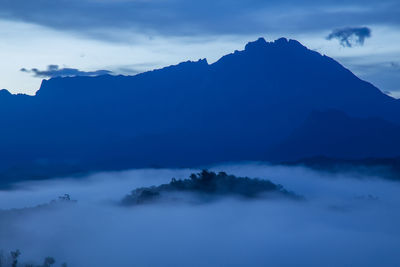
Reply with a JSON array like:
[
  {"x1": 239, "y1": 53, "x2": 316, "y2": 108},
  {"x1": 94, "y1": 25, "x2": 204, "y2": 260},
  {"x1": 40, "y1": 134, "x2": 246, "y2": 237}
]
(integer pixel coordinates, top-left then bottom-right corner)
[
  {"x1": 10, "y1": 250, "x2": 20, "y2": 267},
  {"x1": 58, "y1": 194, "x2": 71, "y2": 201},
  {"x1": 42, "y1": 257, "x2": 55, "y2": 267}
]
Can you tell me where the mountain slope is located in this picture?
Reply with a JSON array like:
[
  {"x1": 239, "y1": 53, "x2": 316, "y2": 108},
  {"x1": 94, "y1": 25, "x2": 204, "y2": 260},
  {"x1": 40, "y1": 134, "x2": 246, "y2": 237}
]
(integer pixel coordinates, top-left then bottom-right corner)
[
  {"x1": 273, "y1": 110, "x2": 400, "y2": 161},
  {"x1": 0, "y1": 37, "x2": 399, "y2": 183}
]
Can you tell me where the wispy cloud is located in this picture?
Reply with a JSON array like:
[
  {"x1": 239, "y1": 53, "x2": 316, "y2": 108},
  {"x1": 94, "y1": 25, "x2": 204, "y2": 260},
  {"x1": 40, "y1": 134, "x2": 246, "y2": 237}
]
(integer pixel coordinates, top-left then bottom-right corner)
[
  {"x1": 327, "y1": 27, "x2": 372, "y2": 47},
  {"x1": 20, "y1": 65, "x2": 112, "y2": 78}
]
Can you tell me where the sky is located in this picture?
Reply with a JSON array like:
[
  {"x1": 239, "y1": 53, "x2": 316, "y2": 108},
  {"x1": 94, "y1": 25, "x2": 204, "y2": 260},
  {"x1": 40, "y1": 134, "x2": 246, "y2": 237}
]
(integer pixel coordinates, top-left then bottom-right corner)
[{"x1": 0, "y1": 0, "x2": 399, "y2": 97}]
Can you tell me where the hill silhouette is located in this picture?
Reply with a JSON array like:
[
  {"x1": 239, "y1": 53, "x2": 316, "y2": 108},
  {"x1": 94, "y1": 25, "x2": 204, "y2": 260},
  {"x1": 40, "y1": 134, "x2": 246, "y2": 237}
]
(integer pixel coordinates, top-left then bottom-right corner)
[
  {"x1": 1, "y1": 37, "x2": 400, "y2": 184},
  {"x1": 121, "y1": 170, "x2": 300, "y2": 205}
]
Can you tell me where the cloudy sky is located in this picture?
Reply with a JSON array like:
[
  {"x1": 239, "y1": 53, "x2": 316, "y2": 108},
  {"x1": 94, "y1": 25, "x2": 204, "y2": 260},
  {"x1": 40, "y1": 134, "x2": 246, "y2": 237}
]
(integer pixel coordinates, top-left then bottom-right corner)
[{"x1": 0, "y1": 0, "x2": 399, "y2": 96}]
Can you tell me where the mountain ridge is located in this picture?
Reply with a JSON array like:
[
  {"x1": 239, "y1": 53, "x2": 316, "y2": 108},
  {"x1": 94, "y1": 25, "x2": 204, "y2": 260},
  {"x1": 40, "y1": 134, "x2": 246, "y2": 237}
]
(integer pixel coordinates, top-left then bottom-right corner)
[
  {"x1": 0, "y1": 37, "x2": 400, "y2": 185},
  {"x1": 1, "y1": 37, "x2": 395, "y2": 104}
]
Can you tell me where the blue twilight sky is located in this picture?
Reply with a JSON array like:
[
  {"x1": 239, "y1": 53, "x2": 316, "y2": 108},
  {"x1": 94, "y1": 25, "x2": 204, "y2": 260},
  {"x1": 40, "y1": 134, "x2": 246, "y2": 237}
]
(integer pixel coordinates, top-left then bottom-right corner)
[{"x1": 0, "y1": 0, "x2": 399, "y2": 97}]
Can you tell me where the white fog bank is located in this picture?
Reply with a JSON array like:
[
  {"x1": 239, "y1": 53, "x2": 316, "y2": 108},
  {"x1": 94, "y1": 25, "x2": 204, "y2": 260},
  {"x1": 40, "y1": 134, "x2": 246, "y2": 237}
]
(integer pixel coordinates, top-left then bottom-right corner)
[{"x1": 1, "y1": 163, "x2": 399, "y2": 267}]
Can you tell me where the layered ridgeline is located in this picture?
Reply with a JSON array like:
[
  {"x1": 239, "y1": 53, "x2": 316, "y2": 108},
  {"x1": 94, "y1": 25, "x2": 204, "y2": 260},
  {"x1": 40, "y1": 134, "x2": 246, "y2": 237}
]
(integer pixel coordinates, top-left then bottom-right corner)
[{"x1": 1, "y1": 37, "x2": 400, "y2": 183}]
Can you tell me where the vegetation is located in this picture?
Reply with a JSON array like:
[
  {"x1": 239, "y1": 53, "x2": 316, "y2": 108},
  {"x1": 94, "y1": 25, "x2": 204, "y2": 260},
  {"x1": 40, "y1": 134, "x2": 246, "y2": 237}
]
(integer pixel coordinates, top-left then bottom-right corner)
[
  {"x1": 0, "y1": 194, "x2": 76, "y2": 216},
  {"x1": 0, "y1": 250, "x2": 65, "y2": 267},
  {"x1": 121, "y1": 170, "x2": 300, "y2": 205},
  {"x1": 0, "y1": 196, "x2": 73, "y2": 267}
]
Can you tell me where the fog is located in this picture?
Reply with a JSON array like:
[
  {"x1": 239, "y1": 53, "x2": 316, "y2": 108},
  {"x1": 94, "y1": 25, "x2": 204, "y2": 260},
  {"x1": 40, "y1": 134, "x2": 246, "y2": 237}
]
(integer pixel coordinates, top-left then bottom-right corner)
[{"x1": 1, "y1": 163, "x2": 399, "y2": 267}]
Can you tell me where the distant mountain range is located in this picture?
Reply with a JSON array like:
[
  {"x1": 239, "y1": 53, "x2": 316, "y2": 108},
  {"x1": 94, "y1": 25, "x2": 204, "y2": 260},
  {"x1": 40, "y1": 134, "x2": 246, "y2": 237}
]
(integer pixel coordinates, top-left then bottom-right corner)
[
  {"x1": 284, "y1": 155, "x2": 400, "y2": 181},
  {"x1": 1, "y1": 37, "x2": 400, "y2": 184}
]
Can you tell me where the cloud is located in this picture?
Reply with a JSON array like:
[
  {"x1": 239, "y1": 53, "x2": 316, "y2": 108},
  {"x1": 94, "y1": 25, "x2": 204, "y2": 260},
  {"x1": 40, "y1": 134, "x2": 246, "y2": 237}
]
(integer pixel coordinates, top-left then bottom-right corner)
[
  {"x1": 0, "y1": 0, "x2": 398, "y2": 40},
  {"x1": 20, "y1": 65, "x2": 112, "y2": 78},
  {"x1": 338, "y1": 58, "x2": 400, "y2": 96},
  {"x1": 1, "y1": 164, "x2": 400, "y2": 266},
  {"x1": 390, "y1": 62, "x2": 400, "y2": 69},
  {"x1": 327, "y1": 27, "x2": 372, "y2": 47}
]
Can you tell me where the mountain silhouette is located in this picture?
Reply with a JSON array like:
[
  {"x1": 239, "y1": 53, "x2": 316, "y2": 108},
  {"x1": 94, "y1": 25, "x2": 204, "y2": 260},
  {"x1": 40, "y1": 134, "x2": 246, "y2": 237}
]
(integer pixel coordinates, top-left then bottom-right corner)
[
  {"x1": 272, "y1": 110, "x2": 400, "y2": 160},
  {"x1": 1, "y1": 37, "x2": 400, "y2": 184}
]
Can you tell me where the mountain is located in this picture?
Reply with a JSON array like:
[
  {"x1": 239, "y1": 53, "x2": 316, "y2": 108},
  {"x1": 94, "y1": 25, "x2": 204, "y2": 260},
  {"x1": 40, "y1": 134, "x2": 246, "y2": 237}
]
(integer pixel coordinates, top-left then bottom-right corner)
[
  {"x1": 1, "y1": 37, "x2": 400, "y2": 184},
  {"x1": 272, "y1": 110, "x2": 400, "y2": 160},
  {"x1": 284, "y1": 155, "x2": 400, "y2": 181}
]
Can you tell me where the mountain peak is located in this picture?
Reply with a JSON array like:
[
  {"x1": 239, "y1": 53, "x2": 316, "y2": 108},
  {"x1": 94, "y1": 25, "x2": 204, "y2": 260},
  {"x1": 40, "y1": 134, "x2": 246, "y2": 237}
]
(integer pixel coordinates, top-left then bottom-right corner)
[
  {"x1": 0, "y1": 89, "x2": 12, "y2": 97},
  {"x1": 273, "y1": 37, "x2": 307, "y2": 50},
  {"x1": 274, "y1": 37, "x2": 289, "y2": 44},
  {"x1": 244, "y1": 37, "x2": 307, "y2": 53},
  {"x1": 244, "y1": 37, "x2": 268, "y2": 51}
]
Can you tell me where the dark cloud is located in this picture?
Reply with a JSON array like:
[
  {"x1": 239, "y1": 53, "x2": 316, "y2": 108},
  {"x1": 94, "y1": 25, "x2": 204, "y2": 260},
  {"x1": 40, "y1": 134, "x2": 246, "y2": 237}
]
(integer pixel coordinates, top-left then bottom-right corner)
[
  {"x1": 0, "y1": 0, "x2": 398, "y2": 40},
  {"x1": 20, "y1": 65, "x2": 112, "y2": 78},
  {"x1": 327, "y1": 27, "x2": 372, "y2": 47}
]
